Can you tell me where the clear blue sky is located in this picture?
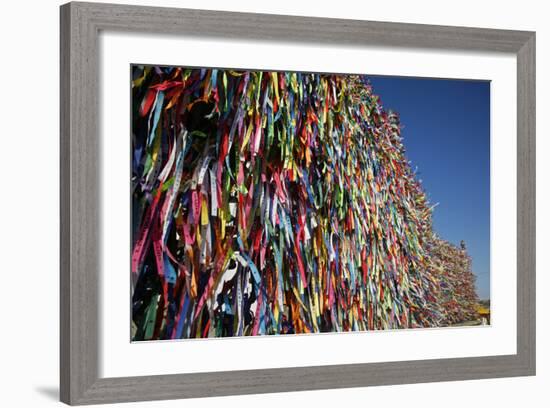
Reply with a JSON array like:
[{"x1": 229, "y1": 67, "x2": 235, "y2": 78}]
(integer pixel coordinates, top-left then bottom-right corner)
[{"x1": 368, "y1": 76, "x2": 490, "y2": 300}]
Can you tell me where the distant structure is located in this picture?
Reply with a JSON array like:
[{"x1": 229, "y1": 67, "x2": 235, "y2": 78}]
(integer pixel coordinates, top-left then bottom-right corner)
[{"x1": 477, "y1": 304, "x2": 490, "y2": 325}]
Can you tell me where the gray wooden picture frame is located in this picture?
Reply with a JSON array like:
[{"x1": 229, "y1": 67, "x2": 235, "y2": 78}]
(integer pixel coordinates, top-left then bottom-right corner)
[{"x1": 60, "y1": 1, "x2": 536, "y2": 405}]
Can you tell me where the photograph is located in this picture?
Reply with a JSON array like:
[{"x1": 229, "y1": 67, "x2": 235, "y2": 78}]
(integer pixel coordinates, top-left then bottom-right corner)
[
  {"x1": 130, "y1": 65, "x2": 490, "y2": 341},
  {"x1": 0, "y1": 0, "x2": 540, "y2": 406}
]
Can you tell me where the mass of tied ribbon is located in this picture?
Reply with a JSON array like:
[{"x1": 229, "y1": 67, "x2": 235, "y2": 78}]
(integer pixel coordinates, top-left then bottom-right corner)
[
  {"x1": 428, "y1": 238, "x2": 479, "y2": 325},
  {"x1": 130, "y1": 65, "x2": 479, "y2": 340}
]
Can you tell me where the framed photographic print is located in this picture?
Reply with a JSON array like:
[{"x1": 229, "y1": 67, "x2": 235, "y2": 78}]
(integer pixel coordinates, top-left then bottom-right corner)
[{"x1": 60, "y1": 2, "x2": 535, "y2": 405}]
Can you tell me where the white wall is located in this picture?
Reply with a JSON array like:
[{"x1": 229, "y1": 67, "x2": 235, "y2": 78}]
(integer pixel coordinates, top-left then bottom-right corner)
[{"x1": 0, "y1": 0, "x2": 545, "y2": 407}]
